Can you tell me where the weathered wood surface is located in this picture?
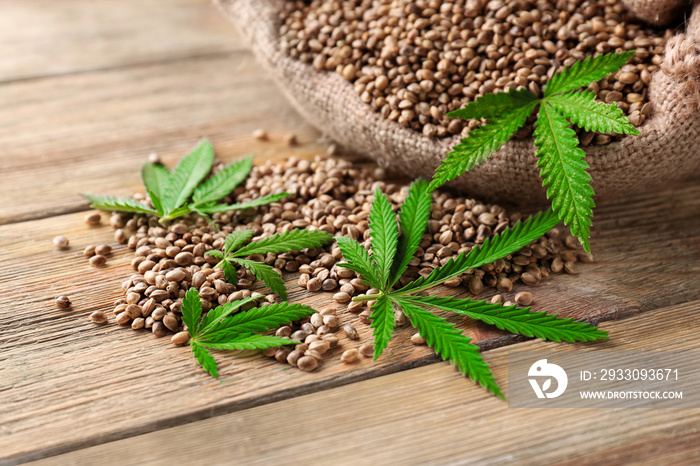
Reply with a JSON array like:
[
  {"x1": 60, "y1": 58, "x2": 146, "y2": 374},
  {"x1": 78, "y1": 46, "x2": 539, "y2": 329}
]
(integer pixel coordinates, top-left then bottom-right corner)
[
  {"x1": 1, "y1": 0, "x2": 699, "y2": 464},
  {"x1": 0, "y1": 0, "x2": 244, "y2": 83},
  {"x1": 0, "y1": 7, "x2": 325, "y2": 225},
  {"x1": 1, "y1": 177, "x2": 700, "y2": 463},
  {"x1": 32, "y1": 301, "x2": 700, "y2": 466}
]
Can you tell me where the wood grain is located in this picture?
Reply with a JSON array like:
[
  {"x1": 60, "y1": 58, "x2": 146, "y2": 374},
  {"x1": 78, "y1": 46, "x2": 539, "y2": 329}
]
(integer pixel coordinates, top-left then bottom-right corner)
[
  {"x1": 0, "y1": 0, "x2": 243, "y2": 83},
  {"x1": 1, "y1": 177, "x2": 699, "y2": 463},
  {"x1": 1, "y1": 0, "x2": 699, "y2": 464},
  {"x1": 0, "y1": 51, "x2": 327, "y2": 225},
  {"x1": 30, "y1": 301, "x2": 700, "y2": 466}
]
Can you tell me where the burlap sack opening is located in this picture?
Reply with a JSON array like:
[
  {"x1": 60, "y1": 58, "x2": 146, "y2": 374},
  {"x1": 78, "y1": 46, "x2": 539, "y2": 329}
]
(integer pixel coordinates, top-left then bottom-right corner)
[{"x1": 215, "y1": 0, "x2": 700, "y2": 204}]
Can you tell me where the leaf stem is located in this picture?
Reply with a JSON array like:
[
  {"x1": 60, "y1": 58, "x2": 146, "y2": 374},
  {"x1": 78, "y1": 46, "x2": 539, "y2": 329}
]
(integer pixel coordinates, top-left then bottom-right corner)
[{"x1": 352, "y1": 293, "x2": 383, "y2": 303}]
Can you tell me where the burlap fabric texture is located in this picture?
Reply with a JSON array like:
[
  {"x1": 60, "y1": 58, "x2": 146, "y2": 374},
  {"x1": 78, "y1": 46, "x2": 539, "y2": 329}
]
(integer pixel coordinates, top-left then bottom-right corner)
[{"x1": 216, "y1": 0, "x2": 700, "y2": 204}]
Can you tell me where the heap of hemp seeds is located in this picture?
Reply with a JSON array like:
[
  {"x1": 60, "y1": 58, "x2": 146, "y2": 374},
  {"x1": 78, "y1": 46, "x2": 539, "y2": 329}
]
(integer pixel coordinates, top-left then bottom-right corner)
[
  {"x1": 95, "y1": 156, "x2": 590, "y2": 372},
  {"x1": 279, "y1": 0, "x2": 669, "y2": 144}
]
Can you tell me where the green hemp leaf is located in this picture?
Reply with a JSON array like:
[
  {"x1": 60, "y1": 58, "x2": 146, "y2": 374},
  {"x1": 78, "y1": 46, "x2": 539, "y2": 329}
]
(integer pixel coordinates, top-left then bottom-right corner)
[
  {"x1": 338, "y1": 180, "x2": 608, "y2": 398},
  {"x1": 206, "y1": 229, "x2": 334, "y2": 299},
  {"x1": 82, "y1": 139, "x2": 288, "y2": 224},
  {"x1": 429, "y1": 51, "x2": 639, "y2": 253},
  {"x1": 182, "y1": 288, "x2": 316, "y2": 377}
]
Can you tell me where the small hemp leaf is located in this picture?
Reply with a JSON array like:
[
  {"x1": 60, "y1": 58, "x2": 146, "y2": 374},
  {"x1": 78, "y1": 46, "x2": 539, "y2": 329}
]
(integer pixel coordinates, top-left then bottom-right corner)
[
  {"x1": 338, "y1": 181, "x2": 608, "y2": 399},
  {"x1": 206, "y1": 229, "x2": 334, "y2": 299},
  {"x1": 429, "y1": 51, "x2": 639, "y2": 253},
  {"x1": 81, "y1": 139, "x2": 287, "y2": 225},
  {"x1": 181, "y1": 288, "x2": 316, "y2": 378}
]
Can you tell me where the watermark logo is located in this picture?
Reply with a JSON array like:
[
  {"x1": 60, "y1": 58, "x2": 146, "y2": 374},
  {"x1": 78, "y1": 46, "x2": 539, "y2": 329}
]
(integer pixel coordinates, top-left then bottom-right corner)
[{"x1": 528, "y1": 359, "x2": 568, "y2": 399}]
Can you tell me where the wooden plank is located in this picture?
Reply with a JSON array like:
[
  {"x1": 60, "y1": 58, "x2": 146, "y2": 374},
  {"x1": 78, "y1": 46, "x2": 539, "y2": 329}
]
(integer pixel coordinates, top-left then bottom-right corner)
[
  {"x1": 0, "y1": 0, "x2": 243, "y2": 83},
  {"x1": 1, "y1": 178, "x2": 699, "y2": 463},
  {"x1": 29, "y1": 301, "x2": 700, "y2": 465},
  {"x1": 0, "y1": 52, "x2": 326, "y2": 224}
]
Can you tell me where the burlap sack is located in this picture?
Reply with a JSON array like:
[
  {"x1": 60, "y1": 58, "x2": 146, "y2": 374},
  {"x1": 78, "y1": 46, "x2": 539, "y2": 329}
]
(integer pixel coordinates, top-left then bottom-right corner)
[{"x1": 215, "y1": 0, "x2": 700, "y2": 203}]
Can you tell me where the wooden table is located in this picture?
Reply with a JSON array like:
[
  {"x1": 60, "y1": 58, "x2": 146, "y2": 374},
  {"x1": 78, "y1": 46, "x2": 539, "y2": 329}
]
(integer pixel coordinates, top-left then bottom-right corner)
[{"x1": 1, "y1": 1, "x2": 699, "y2": 464}]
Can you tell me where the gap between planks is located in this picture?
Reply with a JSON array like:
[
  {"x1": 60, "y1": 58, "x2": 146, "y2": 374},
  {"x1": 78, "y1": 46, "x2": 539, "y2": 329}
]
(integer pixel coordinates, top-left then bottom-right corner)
[{"x1": 27, "y1": 300, "x2": 700, "y2": 466}]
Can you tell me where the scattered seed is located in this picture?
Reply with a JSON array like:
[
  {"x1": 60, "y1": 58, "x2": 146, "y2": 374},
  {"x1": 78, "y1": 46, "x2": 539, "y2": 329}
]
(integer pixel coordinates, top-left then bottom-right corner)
[
  {"x1": 468, "y1": 276, "x2": 484, "y2": 295},
  {"x1": 125, "y1": 304, "x2": 142, "y2": 319},
  {"x1": 343, "y1": 324, "x2": 360, "y2": 340},
  {"x1": 287, "y1": 349, "x2": 303, "y2": 366},
  {"x1": 252, "y1": 129, "x2": 269, "y2": 140},
  {"x1": 322, "y1": 279, "x2": 338, "y2": 291},
  {"x1": 490, "y1": 294, "x2": 504, "y2": 304},
  {"x1": 53, "y1": 235, "x2": 69, "y2": 249},
  {"x1": 496, "y1": 277, "x2": 513, "y2": 293},
  {"x1": 411, "y1": 333, "x2": 427, "y2": 345},
  {"x1": 359, "y1": 342, "x2": 374, "y2": 357},
  {"x1": 276, "y1": 326, "x2": 292, "y2": 338},
  {"x1": 308, "y1": 340, "x2": 330, "y2": 355},
  {"x1": 95, "y1": 244, "x2": 112, "y2": 256},
  {"x1": 359, "y1": 309, "x2": 372, "y2": 324},
  {"x1": 55, "y1": 296, "x2": 71, "y2": 309},
  {"x1": 297, "y1": 355, "x2": 318, "y2": 371},
  {"x1": 116, "y1": 311, "x2": 131, "y2": 326},
  {"x1": 578, "y1": 253, "x2": 595, "y2": 263},
  {"x1": 131, "y1": 317, "x2": 145, "y2": 330},
  {"x1": 89, "y1": 255, "x2": 107, "y2": 267},
  {"x1": 301, "y1": 322, "x2": 315, "y2": 335},
  {"x1": 341, "y1": 349, "x2": 359, "y2": 363},
  {"x1": 347, "y1": 302, "x2": 364, "y2": 313},
  {"x1": 394, "y1": 310, "x2": 407, "y2": 326},
  {"x1": 310, "y1": 313, "x2": 324, "y2": 328},
  {"x1": 275, "y1": 348, "x2": 292, "y2": 363},
  {"x1": 322, "y1": 314, "x2": 339, "y2": 328},
  {"x1": 84, "y1": 212, "x2": 102, "y2": 226},
  {"x1": 307, "y1": 277, "x2": 322, "y2": 292},
  {"x1": 321, "y1": 333, "x2": 339, "y2": 348},
  {"x1": 90, "y1": 311, "x2": 108, "y2": 325},
  {"x1": 444, "y1": 276, "x2": 462, "y2": 288},
  {"x1": 333, "y1": 292, "x2": 351, "y2": 304},
  {"x1": 520, "y1": 272, "x2": 539, "y2": 286},
  {"x1": 515, "y1": 292, "x2": 533, "y2": 306},
  {"x1": 283, "y1": 133, "x2": 298, "y2": 146},
  {"x1": 171, "y1": 331, "x2": 190, "y2": 346}
]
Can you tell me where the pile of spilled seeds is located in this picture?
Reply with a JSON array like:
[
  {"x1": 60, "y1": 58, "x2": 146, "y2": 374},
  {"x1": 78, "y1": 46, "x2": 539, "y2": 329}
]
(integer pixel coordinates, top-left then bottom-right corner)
[
  {"x1": 280, "y1": 0, "x2": 668, "y2": 144},
  {"x1": 85, "y1": 156, "x2": 589, "y2": 372}
]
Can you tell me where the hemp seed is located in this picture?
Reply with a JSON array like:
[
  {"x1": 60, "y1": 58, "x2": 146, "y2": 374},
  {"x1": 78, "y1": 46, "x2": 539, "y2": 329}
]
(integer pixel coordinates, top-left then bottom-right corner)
[
  {"x1": 343, "y1": 324, "x2": 359, "y2": 340},
  {"x1": 171, "y1": 331, "x2": 190, "y2": 346},
  {"x1": 95, "y1": 244, "x2": 112, "y2": 256},
  {"x1": 84, "y1": 212, "x2": 102, "y2": 226},
  {"x1": 53, "y1": 235, "x2": 69, "y2": 249},
  {"x1": 341, "y1": 348, "x2": 359, "y2": 363},
  {"x1": 297, "y1": 355, "x2": 318, "y2": 372},
  {"x1": 90, "y1": 311, "x2": 108, "y2": 325},
  {"x1": 515, "y1": 292, "x2": 533, "y2": 307},
  {"x1": 89, "y1": 254, "x2": 107, "y2": 267},
  {"x1": 252, "y1": 129, "x2": 269, "y2": 140},
  {"x1": 55, "y1": 296, "x2": 71, "y2": 309},
  {"x1": 359, "y1": 342, "x2": 374, "y2": 357}
]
